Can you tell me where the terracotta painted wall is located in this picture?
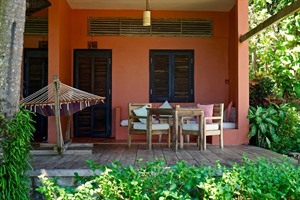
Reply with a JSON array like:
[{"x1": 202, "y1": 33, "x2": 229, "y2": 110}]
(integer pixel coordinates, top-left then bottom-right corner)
[
  {"x1": 47, "y1": 0, "x2": 72, "y2": 143},
  {"x1": 69, "y1": 10, "x2": 231, "y2": 140},
  {"x1": 221, "y1": 0, "x2": 249, "y2": 145}
]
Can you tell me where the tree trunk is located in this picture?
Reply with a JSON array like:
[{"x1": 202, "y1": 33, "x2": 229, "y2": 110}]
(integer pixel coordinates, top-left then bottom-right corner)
[{"x1": 0, "y1": 0, "x2": 26, "y2": 162}]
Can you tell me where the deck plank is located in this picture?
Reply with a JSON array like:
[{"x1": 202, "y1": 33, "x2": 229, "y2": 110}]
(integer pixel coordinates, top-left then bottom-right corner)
[
  {"x1": 120, "y1": 145, "x2": 138, "y2": 166},
  {"x1": 28, "y1": 144, "x2": 296, "y2": 170}
]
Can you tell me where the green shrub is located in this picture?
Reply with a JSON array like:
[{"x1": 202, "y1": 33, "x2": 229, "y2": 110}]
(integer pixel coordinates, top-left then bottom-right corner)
[
  {"x1": 248, "y1": 104, "x2": 300, "y2": 153},
  {"x1": 250, "y1": 76, "x2": 275, "y2": 107},
  {"x1": 247, "y1": 105, "x2": 279, "y2": 148},
  {"x1": 36, "y1": 157, "x2": 300, "y2": 200},
  {"x1": 273, "y1": 104, "x2": 300, "y2": 153},
  {"x1": 0, "y1": 109, "x2": 35, "y2": 200}
]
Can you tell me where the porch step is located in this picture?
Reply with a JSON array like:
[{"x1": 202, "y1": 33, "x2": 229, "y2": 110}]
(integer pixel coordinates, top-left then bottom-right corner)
[{"x1": 30, "y1": 142, "x2": 93, "y2": 155}]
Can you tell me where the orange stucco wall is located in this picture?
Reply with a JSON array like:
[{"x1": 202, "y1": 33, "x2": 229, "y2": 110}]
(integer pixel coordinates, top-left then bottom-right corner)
[
  {"x1": 47, "y1": 0, "x2": 72, "y2": 143},
  {"x1": 69, "y1": 9, "x2": 231, "y2": 141},
  {"x1": 23, "y1": 0, "x2": 249, "y2": 145}
]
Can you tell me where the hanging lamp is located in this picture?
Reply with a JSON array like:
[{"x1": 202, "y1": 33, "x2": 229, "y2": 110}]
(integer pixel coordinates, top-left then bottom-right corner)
[{"x1": 143, "y1": 0, "x2": 151, "y2": 26}]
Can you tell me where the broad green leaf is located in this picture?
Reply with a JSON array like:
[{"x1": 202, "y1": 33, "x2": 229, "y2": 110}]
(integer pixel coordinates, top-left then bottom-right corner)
[
  {"x1": 266, "y1": 137, "x2": 271, "y2": 148},
  {"x1": 267, "y1": 107, "x2": 277, "y2": 115},
  {"x1": 265, "y1": 118, "x2": 278, "y2": 126},
  {"x1": 259, "y1": 123, "x2": 267, "y2": 134},
  {"x1": 256, "y1": 117, "x2": 263, "y2": 124},
  {"x1": 256, "y1": 107, "x2": 263, "y2": 115},
  {"x1": 249, "y1": 124, "x2": 257, "y2": 138}
]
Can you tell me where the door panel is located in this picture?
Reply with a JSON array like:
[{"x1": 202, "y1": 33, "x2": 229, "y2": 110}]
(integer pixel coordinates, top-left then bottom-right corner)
[
  {"x1": 23, "y1": 49, "x2": 48, "y2": 142},
  {"x1": 74, "y1": 49, "x2": 112, "y2": 138}
]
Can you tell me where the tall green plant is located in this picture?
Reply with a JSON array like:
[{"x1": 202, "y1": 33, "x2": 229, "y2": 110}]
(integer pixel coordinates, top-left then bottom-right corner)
[
  {"x1": 248, "y1": 103, "x2": 300, "y2": 153},
  {"x1": 0, "y1": 109, "x2": 35, "y2": 200},
  {"x1": 247, "y1": 105, "x2": 279, "y2": 148}
]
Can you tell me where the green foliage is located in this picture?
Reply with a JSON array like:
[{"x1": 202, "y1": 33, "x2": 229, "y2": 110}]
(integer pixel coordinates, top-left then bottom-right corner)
[
  {"x1": 249, "y1": 0, "x2": 300, "y2": 104},
  {"x1": 247, "y1": 105, "x2": 279, "y2": 148},
  {"x1": 250, "y1": 76, "x2": 275, "y2": 107},
  {"x1": 0, "y1": 109, "x2": 35, "y2": 200},
  {"x1": 201, "y1": 157, "x2": 300, "y2": 200},
  {"x1": 36, "y1": 157, "x2": 300, "y2": 199},
  {"x1": 273, "y1": 104, "x2": 300, "y2": 153},
  {"x1": 248, "y1": 104, "x2": 300, "y2": 153}
]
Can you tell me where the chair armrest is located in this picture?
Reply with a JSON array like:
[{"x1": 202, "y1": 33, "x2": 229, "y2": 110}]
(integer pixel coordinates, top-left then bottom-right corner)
[
  {"x1": 205, "y1": 116, "x2": 222, "y2": 120},
  {"x1": 180, "y1": 116, "x2": 196, "y2": 124},
  {"x1": 129, "y1": 115, "x2": 146, "y2": 119}
]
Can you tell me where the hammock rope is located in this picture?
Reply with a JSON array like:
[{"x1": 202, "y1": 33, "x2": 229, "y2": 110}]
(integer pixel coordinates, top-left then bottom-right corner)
[{"x1": 20, "y1": 82, "x2": 105, "y2": 116}]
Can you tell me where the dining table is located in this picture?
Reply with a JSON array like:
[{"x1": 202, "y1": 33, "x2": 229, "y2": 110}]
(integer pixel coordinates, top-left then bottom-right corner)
[{"x1": 147, "y1": 106, "x2": 204, "y2": 151}]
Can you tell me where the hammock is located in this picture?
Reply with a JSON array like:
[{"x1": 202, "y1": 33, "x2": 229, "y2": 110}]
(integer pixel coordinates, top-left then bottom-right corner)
[
  {"x1": 20, "y1": 82, "x2": 105, "y2": 116},
  {"x1": 20, "y1": 76, "x2": 105, "y2": 154}
]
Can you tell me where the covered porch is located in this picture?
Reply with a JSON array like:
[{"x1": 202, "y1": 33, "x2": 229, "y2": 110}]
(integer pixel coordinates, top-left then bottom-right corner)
[{"x1": 23, "y1": 0, "x2": 250, "y2": 147}]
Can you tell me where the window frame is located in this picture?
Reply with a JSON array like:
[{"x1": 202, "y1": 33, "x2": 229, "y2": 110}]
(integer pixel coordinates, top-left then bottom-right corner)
[{"x1": 149, "y1": 50, "x2": 194, "y2": 103}]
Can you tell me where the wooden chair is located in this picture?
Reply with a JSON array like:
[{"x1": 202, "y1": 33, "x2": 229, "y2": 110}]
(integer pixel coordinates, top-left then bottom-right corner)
[
  {"x1": 203, "y1": 103, "x2": 224, "y2": 150},
  {"x1": 128, "y1": 103, "x2": 152, "y2": 147},
  {"x1": 177, "y1": 108, "x2": 204, "y2": 150},
  {"x1": 127, "y1": 103, "x2": 172, "y2": 149},
  {"x1": 146, "y1": 108, "x2": 173, "y2": 150},
  {"x1": 179, "y1": 103, "x2": 224, "y2": 150}
]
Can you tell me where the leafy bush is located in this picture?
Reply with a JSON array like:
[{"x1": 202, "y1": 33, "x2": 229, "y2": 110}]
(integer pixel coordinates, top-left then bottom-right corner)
[
  {"x1": 249, "y1": 0, "x2": 300, "y2": 104},
  {"x1": 273, "y1": 104, "x2": 300, "y2": 153},
  {"x1": 36, "y1": 157, "x2": 300, "y2": 199},
  {"x1": 248, "y1": 104, "x2": 300, "y2": 153},
  {"x1": 250, "y1": 76, "x2": 275, "y2": 107},
  {"x1": 247, "y1": 105, "x2": 279, "y2": 148},
  {"x1": 0, "y1": 109, "x2": 35, "y2": 200}
]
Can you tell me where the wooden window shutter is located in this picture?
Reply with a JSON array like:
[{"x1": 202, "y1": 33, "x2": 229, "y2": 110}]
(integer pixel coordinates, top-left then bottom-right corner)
[
  {"x1": 173, "y1": 54, "x2": 191, "y2": 100},
  {"x1": 151, "y1": 54, "x2": 170, "y2": 101},
  {"x1": 150, "y1": 50, "x2": 194, "y2": 102}
]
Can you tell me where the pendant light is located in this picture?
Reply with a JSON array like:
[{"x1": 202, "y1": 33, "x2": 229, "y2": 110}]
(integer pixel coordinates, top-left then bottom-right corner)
[{"x1": 143, "y1": 0, "x2": 151, "y2": 26}]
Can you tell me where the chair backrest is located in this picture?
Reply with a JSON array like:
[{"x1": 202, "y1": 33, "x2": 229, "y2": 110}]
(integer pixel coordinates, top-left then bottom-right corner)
[
  {"x1": 212, "y1": 103, "x2": 224, "y2": 123},
  {"x1": 128, "y1": 103, "x2": 152, "y2": 123}
]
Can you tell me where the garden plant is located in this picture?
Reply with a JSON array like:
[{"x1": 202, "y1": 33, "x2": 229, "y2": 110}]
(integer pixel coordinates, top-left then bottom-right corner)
[
  {"x1": 0, "y1": 109, "x2": 35, "y2": 200},
  {"x1": 248, "y1": 0, "x2": 300, "y2": 153},
  {"x1": 36, "y1": 157, "x2": 300, "y2": 199}
]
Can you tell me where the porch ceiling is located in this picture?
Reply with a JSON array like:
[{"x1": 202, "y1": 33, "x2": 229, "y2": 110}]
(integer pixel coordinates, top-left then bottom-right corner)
[{"x1": 66, "y1": 0, "x2": 235, "y2": 12}]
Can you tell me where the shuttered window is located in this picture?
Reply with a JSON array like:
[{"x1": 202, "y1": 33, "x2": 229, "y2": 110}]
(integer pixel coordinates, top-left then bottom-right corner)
[{"x1": 150, "y1": 50, "x2": 194, "y2": 102}]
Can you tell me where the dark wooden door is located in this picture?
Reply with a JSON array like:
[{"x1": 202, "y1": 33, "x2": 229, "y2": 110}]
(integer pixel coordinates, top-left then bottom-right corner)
[
  {"x1": 23, "y1": 49, "x2": 48, "y2": 142},
  {"x1": 74, "y1": 49, "x2": 112, "y2": 137}
]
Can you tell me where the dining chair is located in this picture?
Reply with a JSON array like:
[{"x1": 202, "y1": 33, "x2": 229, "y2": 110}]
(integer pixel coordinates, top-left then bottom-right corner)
[
  {"x1": 179, "y1": 103, "x2": 224, "y2": 150},
  {"x1": 177, "y1": 108, "x2": 204, "y2": 150},
  {"x1": 127, "y1": 103, "x2": 172, "y2": 149},
  {"x1": 202, "y1": 103, "x2": 224, "y2": 150},
  {"x1": 128, "y1": 103, "x2": 152, "y2": 147},
  {"x1": 146, "y1": 107, "x2": 173, "y2": 150}
]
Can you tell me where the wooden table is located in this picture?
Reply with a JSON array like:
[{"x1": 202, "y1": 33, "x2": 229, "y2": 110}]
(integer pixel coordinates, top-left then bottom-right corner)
[{"x1": 147, "y1": 107, "x2": 204, "y2": 151}]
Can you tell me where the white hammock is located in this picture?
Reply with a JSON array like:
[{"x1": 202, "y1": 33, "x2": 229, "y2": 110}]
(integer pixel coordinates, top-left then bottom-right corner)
[
  {"x1": 20, "y1": 81, "x2": 105, "y2": 116},
  {"x1": 20, "y1": 76, "x2": 105, "y2": 154}
]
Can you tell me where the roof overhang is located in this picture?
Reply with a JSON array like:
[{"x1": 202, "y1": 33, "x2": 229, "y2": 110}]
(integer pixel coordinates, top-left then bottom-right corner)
[{"x1": 66, "y1": 0, "x2": 235, "y2": 12}]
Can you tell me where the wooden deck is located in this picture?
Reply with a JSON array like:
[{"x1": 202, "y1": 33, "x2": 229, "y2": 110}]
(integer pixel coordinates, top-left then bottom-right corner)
[{"x1": 28, "y1": 144, "x2": 294, "y2": 170}]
